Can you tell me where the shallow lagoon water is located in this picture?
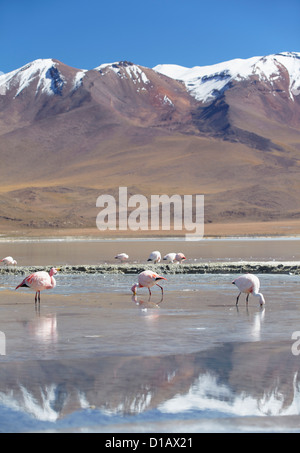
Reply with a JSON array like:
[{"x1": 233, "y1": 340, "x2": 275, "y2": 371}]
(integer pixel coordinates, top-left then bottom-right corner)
[
  {"x1": 1, "y1": 236, "x2": 300, "y2": 266},
  {"x1": 1, "y1": 239, "x2": 300, "y2": 433}
]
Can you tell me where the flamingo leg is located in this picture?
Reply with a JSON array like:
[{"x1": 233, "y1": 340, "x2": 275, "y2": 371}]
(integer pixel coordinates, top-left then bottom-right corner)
[
  {"x1": 236, "y1": 292, "x2": 241, "y2": 306},
  {"x1": 35, "y1": 291, "x2": 41, "y2": 304},
  {"x1": 246, "y1": 293, "x2": 249, "y2": 304}
]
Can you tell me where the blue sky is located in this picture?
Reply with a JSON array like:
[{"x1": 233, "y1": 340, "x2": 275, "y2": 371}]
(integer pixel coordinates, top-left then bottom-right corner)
[{"x1": 1, "y1": 0, "x2": 299, "y2": 74}]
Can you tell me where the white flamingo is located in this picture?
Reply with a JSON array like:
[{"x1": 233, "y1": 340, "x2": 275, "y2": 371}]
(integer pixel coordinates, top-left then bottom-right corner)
[
  {"x1": 147, "y1": 251, "x2": 161, "y2": 264},
  {"x1": 0, "y1": 256, "x2": 17, "y2": 266},
  {"x1": 232, "y1": 273, "x2": 265, "y2": 306},
  {"x1": 163, "y1": 252, "x2": 186, "y2": 264},
  {"x1": 163, "y1": 253, "x2": 177, "y2": 263},
  {"x1": 115, "y1": 253, "x2": 129, "y2": 262}
]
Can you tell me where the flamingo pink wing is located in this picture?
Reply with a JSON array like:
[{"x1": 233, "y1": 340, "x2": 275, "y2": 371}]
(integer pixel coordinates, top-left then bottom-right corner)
[{"x1": 233, "y1": 275, "x2": 254, "y2": 293}]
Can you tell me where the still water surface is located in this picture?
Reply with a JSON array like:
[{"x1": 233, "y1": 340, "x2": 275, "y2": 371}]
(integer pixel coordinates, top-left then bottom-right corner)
[
  {"x1": 0, "y1": 237, "x2": 300, "y2": 265},
  {"x1": 0, "y1": 238, "x2": 300, "y2": 432}
]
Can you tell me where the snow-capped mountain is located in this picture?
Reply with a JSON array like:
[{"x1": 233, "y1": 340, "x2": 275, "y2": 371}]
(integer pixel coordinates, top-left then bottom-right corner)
[
  {"x1": 0, "y1": 59, "x2": 159, "y2": 99},
  {"x1": 1, "y1": 52, "x2": 299, "y2": 135},
  {"x1": 0, "y1": 58, "x2": 86, "y2": 97},
  {"x1": 0, "y1": 52, "x2": 300, "y2": 230},
  {"x1": 1, "y1": 52, "x2": 299, "y2": 103},
  {"x1": 154, "y1": 52, "x2": 300, "y2": 103},
  {"x1": 0, "y1": 58, "x2": 191, "y2": 134},
  {"x1": 95, "y1": 61, "x2": 151, "y2": 85},
  {"x1": 0, "y1": 51, "x2": 299, "y2": 120}
]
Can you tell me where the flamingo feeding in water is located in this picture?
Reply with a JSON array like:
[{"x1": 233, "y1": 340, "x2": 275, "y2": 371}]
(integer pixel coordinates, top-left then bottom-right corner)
[
  {"x1": 163, "y1": 253, "x2": 186, "y2": 264},
  {"x1": 163, "y1": 253, "x2": 176, "y2": 263},
  {"x1": 1, "y1": 256, "x2": 17, "y2": 266},
  {"x1": 232, "y1": 273, "x2": 265, "y2": 306},
  {"x1": 131, "y1": 270, "x2": 166, "y2": 297},
  {"x1": 147, "y1": 251, "x2": 161, "y2": 263},
  {"x1": 15, "y1": 267, "x2": 60, "y2": 304},
  {"x1": 115, "y1": 253, "x2": 129, "y2": 262},
  {"x1": 175, "y1": 253, "x2": 186, "y2": 263}
]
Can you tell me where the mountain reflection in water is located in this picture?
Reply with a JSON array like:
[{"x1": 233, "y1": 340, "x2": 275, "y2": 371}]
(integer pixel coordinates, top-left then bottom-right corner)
[
  {"x1": 0, "y1": 268, "x2": 300, "y2": 432},
  {"x1": 0, "y1": 340, "x2": 299, "y2": 431}
]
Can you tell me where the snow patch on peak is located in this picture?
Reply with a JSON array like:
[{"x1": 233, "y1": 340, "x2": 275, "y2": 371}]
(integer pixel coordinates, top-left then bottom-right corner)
[
  {"x1": 94, "y1": 61, "x2": 150, "y2": 85},
  {"x1": 163, "y1": 95, "x2": 174, "y2": 106},
  {"x1": 154, "y1": 53, "x2": 300, "y2": 103},
  {"x1": 72, "y1": 70, "x2": 87, "y2": 90},
  {"x1": 0, "y1": 59, "x2": 66, "y2": 97},
  {"x1": 0, "y1": 71, "x2": 6, "y2": 95},
  {"x1": 124, "y1": 64, "x2": 150, "y2": 84},
  {"x1": 154, "y1": 57, "x2": 259, "y2": 102}
]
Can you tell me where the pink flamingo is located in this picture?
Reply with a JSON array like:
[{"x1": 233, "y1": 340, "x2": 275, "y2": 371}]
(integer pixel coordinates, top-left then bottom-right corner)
[
  {"x1": 15, "y1": 267, "x2": 60, "y2": 304},
  {"x1": 232, "y1": 273, "x2": 265, "y2": 306},
  {"x1": 1, "y1": 256, "x2": 17, "y2": 266},
  {"x1": 175, "y1": 253, "x2": 186, "y2": 263},
  {"x1": 131, "y1": 270, "x2": 166, "y2": 297},
  {"x1": 163, "y1": 252, "x2": 186, "y2": 264}
]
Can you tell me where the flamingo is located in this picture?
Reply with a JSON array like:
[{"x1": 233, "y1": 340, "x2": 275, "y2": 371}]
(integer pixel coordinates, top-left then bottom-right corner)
[
  {"x1": 163, "y1": 253, "x2": 177, "y2": 263},
  {"x1": 1, "y1": 256, "x2": 17, "y2": 266},
  {"x1": 147, "y1": 251, "x2": 161, "y2": 263},
  {"x1": 115, "y1": 253, "x2": 129, "y2": 262},
  {"x1": 131, "y1": 270, "x2": 166, "y2": 297},
  {"x1": 163, "y1": 253, "x2": 186, "y2": 264},
  {"x1": 175, "y1": 252, "x2": 186, "y2": 263},
  {"x1": 15, "y1": 267, "x2": 60, "y2": 304},
  {"x1": 232, "y1": 273, "x2": 265, "y2": 306}
]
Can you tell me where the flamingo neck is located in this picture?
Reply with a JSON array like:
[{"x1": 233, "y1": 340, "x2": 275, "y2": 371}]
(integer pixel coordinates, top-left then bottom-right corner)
[
  {"x1": 253, "y1": 291, "x2": 265, "y2": 305},
  {"x1": 50, "y1": 277, "x2": 56, "y2": 289},
  {"x1": 131, "y1": 283, "x2": 138, "y2": 294}
]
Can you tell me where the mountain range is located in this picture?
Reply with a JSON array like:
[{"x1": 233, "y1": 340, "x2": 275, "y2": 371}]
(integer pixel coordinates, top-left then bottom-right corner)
[{"x1": 0, "y1": 52, "x2": 300, "y2": 235}]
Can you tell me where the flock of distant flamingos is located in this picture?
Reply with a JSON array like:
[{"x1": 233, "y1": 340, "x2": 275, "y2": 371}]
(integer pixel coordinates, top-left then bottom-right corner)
[{"x1": 0, "y1": 250, "x2": 265, "y2": 307}]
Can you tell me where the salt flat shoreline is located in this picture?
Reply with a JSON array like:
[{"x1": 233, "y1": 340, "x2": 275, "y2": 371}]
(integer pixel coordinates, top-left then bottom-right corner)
[{"x1": 1, "y1": 261, "x2": 300, "y2": 275}]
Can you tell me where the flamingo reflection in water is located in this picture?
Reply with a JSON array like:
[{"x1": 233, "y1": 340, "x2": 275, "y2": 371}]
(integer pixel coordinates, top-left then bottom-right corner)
[
  {"x1": 132, "y1": 294, "x2": 163, "y2": 310},
  {"x1": 27, "y1": 313, "x2": 58, "y2": 344}
]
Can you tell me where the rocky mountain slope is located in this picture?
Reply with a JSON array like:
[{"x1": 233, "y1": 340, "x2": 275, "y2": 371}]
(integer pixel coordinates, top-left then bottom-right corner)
[{"x1": 0, "y1": 53, "x2": 299, "y2": 233}]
